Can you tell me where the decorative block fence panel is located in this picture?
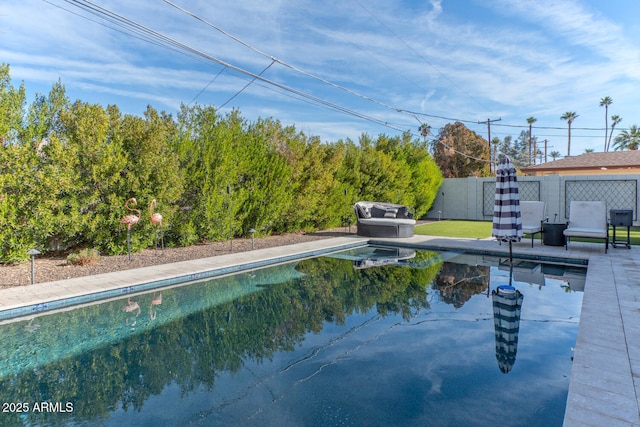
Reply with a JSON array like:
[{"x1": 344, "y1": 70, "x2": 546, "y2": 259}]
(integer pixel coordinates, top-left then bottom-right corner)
[
  {"x1": 427, "y1": 174, "x2": 639, "y2": 225},
  {"x1": 482, "y1": 181, "x2": 541, "y2": 216},
  {"x1": 564, "y1": 179, "x2": 637, "y2": 220}
]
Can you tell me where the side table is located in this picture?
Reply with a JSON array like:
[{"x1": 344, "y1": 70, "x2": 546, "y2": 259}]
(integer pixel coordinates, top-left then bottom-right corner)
[{"x1": 542, "y1": 222, "x2": 567, "y2": 246}]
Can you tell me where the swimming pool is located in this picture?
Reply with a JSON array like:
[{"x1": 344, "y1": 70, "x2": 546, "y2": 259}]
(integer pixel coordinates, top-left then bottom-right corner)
[{"x1": 0, "y1": 245, "x2": 585, "y2": 426}]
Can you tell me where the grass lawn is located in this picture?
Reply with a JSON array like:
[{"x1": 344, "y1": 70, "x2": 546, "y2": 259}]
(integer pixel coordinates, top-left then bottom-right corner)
[
  {"x1": 415, "y1": 220, "x2": 640, "y2": 245},
  {"x1": 415, "y1": 220, "x2": 492, "y2": 239}
]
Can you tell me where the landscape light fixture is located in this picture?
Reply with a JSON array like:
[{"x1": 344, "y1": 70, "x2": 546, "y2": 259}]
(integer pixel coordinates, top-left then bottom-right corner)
[
  {"x1": 249, "y1": 228, "x2": 256, "y2": 250},
  {"x1": 27, "y1": 248, "x2": 41, "y2": 285}
]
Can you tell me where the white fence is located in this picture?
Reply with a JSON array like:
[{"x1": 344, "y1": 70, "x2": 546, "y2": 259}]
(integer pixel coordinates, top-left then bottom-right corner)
[{"x1": 425, "y1": 174, "x2": 639, "y2": 226}]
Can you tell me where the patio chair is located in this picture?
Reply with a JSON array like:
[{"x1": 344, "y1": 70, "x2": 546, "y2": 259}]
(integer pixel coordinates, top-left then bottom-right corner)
[
  {"x1": 563, "y1": 201, "x2": 608, "y2": 253},
  {"x1": 520, "y1": 201, "x2": 546, "y2": 247}
]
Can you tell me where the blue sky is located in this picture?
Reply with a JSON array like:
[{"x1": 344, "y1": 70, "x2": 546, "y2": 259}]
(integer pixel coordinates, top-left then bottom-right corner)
[{"x1": 2, "y1": 0, "x2": 639, "y2": 157}]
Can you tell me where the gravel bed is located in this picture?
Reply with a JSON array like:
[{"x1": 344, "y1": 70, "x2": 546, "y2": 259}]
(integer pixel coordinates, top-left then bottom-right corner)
[{"x1": 0, "y1": 229, "x2": 351, "y2": 289}]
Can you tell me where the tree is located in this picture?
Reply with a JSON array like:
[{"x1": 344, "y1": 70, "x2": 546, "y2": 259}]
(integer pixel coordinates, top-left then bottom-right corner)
[
  {"x1": 599, "y1": 96, "x2": 612, "y2": 151},
  {"x1": 495, "y1": 135, "x2": 513, "y2": 160},
  {"x1": 59, "y1": 101, "x2": 130, "y2": 254},
  {"x1": 0, "y1": 81, "x2": 75, "y2": 261},
  {"x1": 258, "y1": 118, "x2": 340, "y2": 232},
  {"x1": 494, "y1": 133, "x2": 537, "y2": 168},
  {"x1": 0, "y1": 64, "x2": 26, "y2": 147},
  {"x1": 550, "y1": 151, "x2": 561, "y2": 161},
  {"x1": 432, "y1": 122, "x2": 490, "y2": 178},
  {"x1": 116, "y1": 106, "x2": 183, "y2": 250},
  {"x1": 607, "y1": 115, "x2": 622, "y2": 152},
  {"x1": 560, "y1": 112, "x2": 578, "y2": 156},
  {"x1": 401, "y1": 137, "x2": 442, "y2": 219},
  {"x1": 612, "y1": 125, "x2": 640, "y2": 151},
  {"x1": 0, "y1": 141, "x2": 42, "y2": 261},
  {"x1": 491, "y1": 136, "x2": 500, "y2": 173},
  {"x1": 418, "y1": 123, "x2": 431, "y2": 143},
  {"x1": 21, "y1": 79, "x2": 69, "y2": 145},
  {"x1": 526, "y1": 116, "x2": 537, "y2": 164},
  {"x1": 517, "y1": 130, "x2": 537, "y2": 167},
  {"x1": 0, "y1": 65, "x2": 446, "y2": 260}
]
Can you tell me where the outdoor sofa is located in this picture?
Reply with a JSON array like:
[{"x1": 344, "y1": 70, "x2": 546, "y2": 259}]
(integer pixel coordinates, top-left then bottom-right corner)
[{"x1": 354, "y1": 201, "x2": 416, "y2": 238}]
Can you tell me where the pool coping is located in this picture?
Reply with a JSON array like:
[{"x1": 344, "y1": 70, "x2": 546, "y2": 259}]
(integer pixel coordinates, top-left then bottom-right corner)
[
  {"x1": 0, "y1": 233, "x2": 638, "y2": 425},
  {"x1": 0, "y1": 237, "x2": 368, "y2": 321}
]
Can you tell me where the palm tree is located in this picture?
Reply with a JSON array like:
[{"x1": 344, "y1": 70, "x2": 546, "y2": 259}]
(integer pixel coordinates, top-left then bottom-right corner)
[
  {"x1": 560, "y1": 112, "x2": 578, "y2": 156},
  {"x1": 606, "y1": 115, "x2": 622, "y2": 152},
  {"x1": 527, "y1": 116, "x2": 537, "y2": 165},
  {"x1": 491, "y1": 136, "x2": 500, "y2": 173},
  {"x1": 599, "y1": 96, "x2": 613, "y2": 151},
  {"x1": 418, "y1": 123, "x2": 431, "y2": 142},
  {"x1": 550, "y1": 150, "x2": 561, "y2": 160},
  {"x1": 612, "y1": 125, "x2": 640, "y2": 151}
]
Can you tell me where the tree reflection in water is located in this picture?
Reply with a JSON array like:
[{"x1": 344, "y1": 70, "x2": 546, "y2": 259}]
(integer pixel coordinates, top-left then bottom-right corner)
[
  {"x1": 0, "y1": 248, "x2": 583, "y2": 427},
  {"x1": 0, "y1": 250, "x2": 444, "y2": 426}
]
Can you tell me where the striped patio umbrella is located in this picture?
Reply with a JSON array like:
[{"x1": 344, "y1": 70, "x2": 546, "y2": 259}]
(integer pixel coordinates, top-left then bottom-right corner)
[{"x1": 492, "y1": 156, "x2": 522, "y2": 260}]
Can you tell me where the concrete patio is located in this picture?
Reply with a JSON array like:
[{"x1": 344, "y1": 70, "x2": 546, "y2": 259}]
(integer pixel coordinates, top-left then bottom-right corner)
[{"x1": 0, "y1": 234, "x2": 638, "y2": 426}]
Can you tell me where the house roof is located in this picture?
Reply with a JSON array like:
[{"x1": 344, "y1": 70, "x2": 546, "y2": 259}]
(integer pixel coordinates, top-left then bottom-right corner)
[{"x1": 521, "y1": 150, "x2": 640, "y2": 173}]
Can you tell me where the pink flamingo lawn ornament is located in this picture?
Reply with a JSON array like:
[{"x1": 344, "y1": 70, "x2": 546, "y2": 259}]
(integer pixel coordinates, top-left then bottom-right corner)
[
  {"x1": 122, "y1": 297, "x2": 141, "y2": 327},
  {"x1": 149, "y1": 292, "x2": 162, "y2": 320},
  {"x1": 149, "y1": 198, "x2": 164, "y2": 251},
  {"x1": 120, "y1": 198, "x2": 141, "y2": 261}
]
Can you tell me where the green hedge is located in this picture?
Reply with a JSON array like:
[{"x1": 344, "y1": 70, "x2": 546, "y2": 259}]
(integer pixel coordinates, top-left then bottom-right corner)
[{"x1": 0, "y1": 65, "x2": 443, "y2": 262}]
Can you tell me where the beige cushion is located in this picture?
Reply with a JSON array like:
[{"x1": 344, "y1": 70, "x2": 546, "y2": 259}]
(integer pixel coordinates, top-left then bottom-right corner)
[
  {"x1": 563, "y1": 201, "x2": 607, "y2": 238},
  {"x1": 522, "y1": 225, "x2": 541, "y2": 234},
  {"x1": 520, "y1": 201, "x2": 545, "y2": 233},
  {"x1": 563, "y1": 227, "x2": 607, "y2": 239},
  {"x1": 357, "y1": 217, "x2": 416, "y2": 226}
]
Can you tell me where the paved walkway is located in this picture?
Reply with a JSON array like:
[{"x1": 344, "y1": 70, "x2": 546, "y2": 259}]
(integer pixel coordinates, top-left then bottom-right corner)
[{"x1": 0, "y1": 234, "x2": 638, "y2": 426}]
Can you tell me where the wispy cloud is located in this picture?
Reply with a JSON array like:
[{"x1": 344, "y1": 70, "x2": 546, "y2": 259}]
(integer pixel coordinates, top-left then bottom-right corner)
[{"x1": 2, "y1": 0, "x2": 639, "y2": 151}]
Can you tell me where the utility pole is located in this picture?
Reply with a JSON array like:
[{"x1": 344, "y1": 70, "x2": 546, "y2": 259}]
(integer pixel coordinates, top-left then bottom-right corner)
[
  {"x1": 479, "y1": 118, "x2": 501, "y2": 172},
  {"x1": 544, "y1": 139, "x2": 548, "y2": 163}
]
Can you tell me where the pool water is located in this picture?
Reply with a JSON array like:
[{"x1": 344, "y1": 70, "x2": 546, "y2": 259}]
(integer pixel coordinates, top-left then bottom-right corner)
[{"x1": 0, "y1": 245, "x2": 585, "y2": 427}]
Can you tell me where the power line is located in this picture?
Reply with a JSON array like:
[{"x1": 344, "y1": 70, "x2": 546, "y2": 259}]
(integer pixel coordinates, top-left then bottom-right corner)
[
  {"x1": 352, "y1": 0, "x2": 497, "y2": 116},
  {"x1": 162, "y1": 0, "x2": 415, "y2": 119},
  {"x1": 478, "y1": 118, "x2": 501, "y2": 172},
  {"x1": 42, "y1": 0, "x2": 213, "y2": 66},
  {"x1": 219, "y1": 60, "x2": 275, "y2": 108},
  {"x1": 36, "y1": 0, "x2": 636, "y2": 146},
  {"x1": 51, "y1": 0, "x2": 407, "y2": 132},
  {"x1": 127, "y1": 1, "x2": 508, "y2": 134},
  {"x1": 187, "y1": 67, "x2": 226, "y2": 106},
  {"x1": 493, "y1": 122, "x2": 625, "y2": 131},
  {"x1": 215, "y1": 71, "x2": 410, "y2": 134}
]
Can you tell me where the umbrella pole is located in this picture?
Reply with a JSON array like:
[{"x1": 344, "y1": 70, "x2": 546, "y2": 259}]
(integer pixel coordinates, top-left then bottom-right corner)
[
  {"x1": 509, "y1": 240, "x2": 513, "y2": 263},
  {"x1": 509, "y1": 260, "x2": 514, "y2": 286}
]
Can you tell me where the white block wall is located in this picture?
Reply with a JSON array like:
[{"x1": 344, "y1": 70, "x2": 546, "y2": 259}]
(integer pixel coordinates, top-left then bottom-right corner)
[{"x1": 425, "y1": 174, "x2": 639, "y2": 226}]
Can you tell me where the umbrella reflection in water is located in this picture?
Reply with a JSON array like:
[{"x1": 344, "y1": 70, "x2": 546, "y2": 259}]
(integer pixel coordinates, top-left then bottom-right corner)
[{"x1": 492, "y1": 264, "x2": 524, "y2": 374}]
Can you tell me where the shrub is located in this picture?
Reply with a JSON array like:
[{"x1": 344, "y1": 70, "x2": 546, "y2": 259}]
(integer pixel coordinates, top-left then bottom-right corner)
[{"x1": 66, "y1": 248, "x2": 100, "y2": 266}]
